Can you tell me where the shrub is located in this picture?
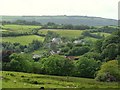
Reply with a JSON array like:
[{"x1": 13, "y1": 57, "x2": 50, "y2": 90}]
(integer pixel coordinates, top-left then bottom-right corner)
[{"x1": 95, "y1": 60, "x2": 120, "y2": 82}]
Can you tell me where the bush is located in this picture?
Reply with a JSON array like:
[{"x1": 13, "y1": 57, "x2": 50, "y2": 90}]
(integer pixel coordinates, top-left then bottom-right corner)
[{"x1": 95, "y1": 60, "x2": 120, "y2": 82}]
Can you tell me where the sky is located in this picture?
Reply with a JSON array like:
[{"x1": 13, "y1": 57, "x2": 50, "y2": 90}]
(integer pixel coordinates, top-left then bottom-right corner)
[{"x1": 0, "y1": 0, "x2": 119, "y2": 19}]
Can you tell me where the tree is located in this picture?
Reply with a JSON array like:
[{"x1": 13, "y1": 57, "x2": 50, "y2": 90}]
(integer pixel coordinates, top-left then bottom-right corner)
[
  {"x1": 94, "y1": 39, "x2": 103, "y2": 53},
  {"x1": 61, "y1": 47, "x2": 70, "y2": 53},
  {"x1": 74, "y1": 57, "x2": 100, "y2": 78},
  {"x1": 95, "y1": 60, "x2": 120, "y2": 82},
  {"x1": 67, "y1": 46, "x2": 90, "y2": 56},
  {"x1": 100, "y1": 30, "x2": 120, "y2": 61},
  {"x1": 81, "y1": 31, "x2": 91, "y2": 36},
  {"x1": 41, "y1": 55, "x2": 74, "y2": 76},
  {"x1": 101, "y1": 43, "x2": 118, "y2": 61},
  {"x1": 66, "y1": 42, "x2": 74, "y2": 49},
  {"x1": 32, "y1": 29, "x2": 38, "y2": 35},
  {"x1": 10, "y1": 59, "x2": 21, "y2": 71},
  {"x1": 32, "y1": 62, "x2": 42, "y2": 74},
  {"x1": 47, "y1": 22, "x2": 56, "y2": 26},
  {"x1": 83, "y1": 52, "x2": 101, "y2": 61},
  {"x1": 44, "y1": 31, "x2": 60, "y2": 43},
  {"x1": 2, "y1": 50, "x2": 14, "y2": 62},
  {"x1": 102, "y1": 35, "x2": 119, "y2": 50},
  {"x1": 74, "y1": 25, "x2": 90, "y2": 30},
  {"x1": 27, "y1": 40, "x2": 43, "y2": 52},
  {"x1": 9, "y1": 53, "x2": 33, "y2": 72}
]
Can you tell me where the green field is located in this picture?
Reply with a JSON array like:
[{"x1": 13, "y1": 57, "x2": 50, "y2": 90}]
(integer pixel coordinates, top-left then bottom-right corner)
[
  {"x1": 1, "y1": 71, "x2": 118, "y2": 88},
  {"x1": 1, "y1": 24, "x2": 41, "y2": 33},
  {"x1": 2, "y1": 25, "x2": 41, "y2": 30},
  {"x1": 39, "y1": 29, "x2": 84, "y2": 38},
  {"x1": 2, "y1": 35, "x2": 45, "y2": 45}
]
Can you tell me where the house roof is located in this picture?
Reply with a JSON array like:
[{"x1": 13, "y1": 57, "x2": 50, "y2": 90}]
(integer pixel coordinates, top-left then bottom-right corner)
[{"x1": 33, "y1": 54, "x2": 41, "y2": 59}]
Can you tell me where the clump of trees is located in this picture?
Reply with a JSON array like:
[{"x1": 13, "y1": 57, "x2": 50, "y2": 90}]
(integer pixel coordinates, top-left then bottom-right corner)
[
  {"x1": 2, "y1": 40, "x2": 43, "y2": 53},
  {"x1": 95, "y1": 60, "x2": 120, "y2": 82},
  {"x1": 40, "y1": 55, "x2": 74, "y2": 76},
  {"x1": 89, "y1": 26, "x2": 118, "y2": 33},
  {"x1": 24, "y1": 40, "x2": 43, "y2": 52},
  {"x1": 2, "y1": 53, "x2": 34, "y2": 72},
  {"x1": 83, "y1": 52, "x2": 101, "y2": 61},
  {"x1": 41, "y1": 22, "x2": 91, "y2": 30},
  {"x1": 74, "y1": 57, "x2": 101, "y2": 78},
  {"x1": 2, "y1": 20, "x2": 92, "y2": 30},
  {"x1": 93, "y1": 30, "x2": 120, "y2": 61},
  {"x1": 2, "y1": 54, "x2": 100, "y2": 78},
  {"x1": 2, "y1": 20, "x2": 42, "y2": 26},
  {"x1": 81, "y1": 31, "x2": 103, "y2": 39},
  {"x1": 44, "y1": 31, "x2": 60, "y2": 43},
  {"x1": 66, "y1": 46, "x2": 90, "y2": 56}
]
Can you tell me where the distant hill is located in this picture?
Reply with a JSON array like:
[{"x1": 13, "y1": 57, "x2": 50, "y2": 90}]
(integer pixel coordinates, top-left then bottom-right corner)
[{"x1": 2, "y1": 16, "x2": 118, "y2": 26}]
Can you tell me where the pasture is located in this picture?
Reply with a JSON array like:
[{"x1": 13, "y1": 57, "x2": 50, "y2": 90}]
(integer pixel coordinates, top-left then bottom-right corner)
[
  {"x1": 38, "y1": 29, "x2": 85, "y2": 38},
  {"x1": 2, "y1": 35, "x2": 45, "y2": 45},
  {"x1": 1, "y1": 71, "x2": 119, "y2": 88},
  {"x1": 1, "y1": 24, "x2": 41, "y2": 33},
  {"x1": 2, "y1": 24, "x2": 41, "y2": 30}
]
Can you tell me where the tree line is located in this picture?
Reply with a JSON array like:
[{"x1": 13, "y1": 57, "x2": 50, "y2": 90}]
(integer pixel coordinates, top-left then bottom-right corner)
[{"x1": 1, "y1": 20, "x2": 94, "y2": 30}]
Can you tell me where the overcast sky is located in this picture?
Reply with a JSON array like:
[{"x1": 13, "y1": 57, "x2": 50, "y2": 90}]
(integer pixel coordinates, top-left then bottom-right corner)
[{"x1": 0, "y1": 0, "x2": 119, "y2": 19}]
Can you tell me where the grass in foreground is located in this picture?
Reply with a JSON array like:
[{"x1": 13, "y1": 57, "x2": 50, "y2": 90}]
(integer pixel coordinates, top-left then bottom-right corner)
[
  {"x1": 2, "y1": 35, "x2": 45, "y2": 45},
  {"x1": 1, "y1": 71, "x2": 119, "y2": 88}
]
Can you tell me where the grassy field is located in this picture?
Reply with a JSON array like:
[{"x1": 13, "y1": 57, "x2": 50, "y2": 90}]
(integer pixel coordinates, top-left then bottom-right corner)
[
  {"x1": 2, "y1": 25, "x2": 41, "y2": 30},
  {"x1": 1, "y1": 24, "x2": 41, "y2": 33},
  {"x1": 38, "y1": 29, "x2": 85, "y2": 38},
  {"x1": 1, "y1": 71, "x2": 119, "y2": 88},
  {"x1": 2, "y1": 35, "x2": 45, "y2": 45}
]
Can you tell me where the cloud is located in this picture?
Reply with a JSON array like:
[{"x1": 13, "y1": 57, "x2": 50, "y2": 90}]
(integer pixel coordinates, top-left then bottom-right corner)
[{"x1": 0, "y1": 0, "x2": 119, "y2": 19}]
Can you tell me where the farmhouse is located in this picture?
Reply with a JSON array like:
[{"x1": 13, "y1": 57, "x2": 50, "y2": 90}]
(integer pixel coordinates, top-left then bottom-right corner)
[
  {"x1": 73, "y1": 39, "x2": 85, "y2": 45},
  {"x1": 32, "y1": 54, "x2": 41, "y2": 61},
  {"x1": 50, "y1": 50, "x2": 61, "y2": 55},
  {"x1": 65, "y1": 56, "x2": 79, "y2": 60},
  {"x1": 51, "y1": 38, "x2": 62, "y2": 44}
]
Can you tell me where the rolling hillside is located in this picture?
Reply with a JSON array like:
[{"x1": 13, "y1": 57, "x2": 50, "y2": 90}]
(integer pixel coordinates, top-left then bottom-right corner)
[
  {"x1": 1, "y1": 71, "x2": 119, "y2": 88},
  {"x1": 2, "y1": 16, "x2": 117, "y2": 26}
]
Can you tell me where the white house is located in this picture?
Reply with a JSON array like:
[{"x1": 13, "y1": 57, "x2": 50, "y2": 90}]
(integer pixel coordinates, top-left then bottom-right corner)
[
  {"x1": 51, "y1": 38, "x2": 62, "y2": 44},
  {"x1": 73, "y1": 39, "x2": 85, "y2": 45},
  {"x1": 32, "y1": 54, "x2": 41, "y2": 61}
]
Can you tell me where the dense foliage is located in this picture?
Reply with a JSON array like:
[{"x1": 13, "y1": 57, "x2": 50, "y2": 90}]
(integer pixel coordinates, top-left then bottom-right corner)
[
  {"x1": 2, "y1": 23, "x2": 120, "y2": 82},
  {"x1": 95, "y1": 60, "x2": 120, "y2": 82},
  {"x1": 74, "y1": 57, "x2": 101, "y2": 78},
  {"x1": 40, "y1": 55, "x2": 74, "y2": 76}
]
